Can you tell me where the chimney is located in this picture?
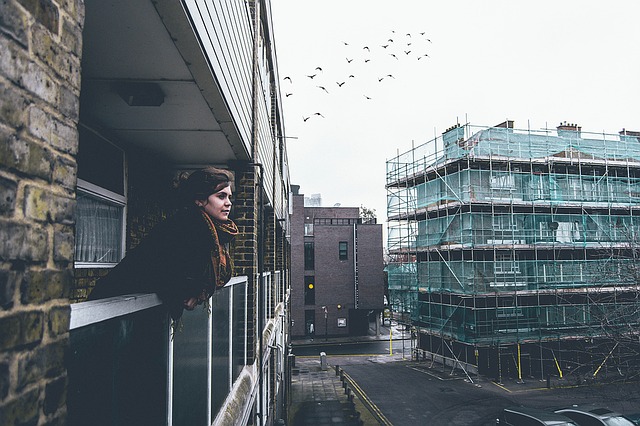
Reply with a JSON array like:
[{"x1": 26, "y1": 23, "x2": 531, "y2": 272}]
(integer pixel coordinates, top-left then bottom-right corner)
[
  {"x1": 619, "y1": 128, "x2": 640, "y2": 143},
  {"x1": 442, "y1": 123, "x2": 464, "y2": 146},
  {"x1": 495, "y1": 120, "x2": 514, "y2": 129},
  {"x1": 557, "y1": 121, "x2": 581, "y2": 138},
  {"x1": 291, "y1": 184, "x2": 300, "y2": 195}
]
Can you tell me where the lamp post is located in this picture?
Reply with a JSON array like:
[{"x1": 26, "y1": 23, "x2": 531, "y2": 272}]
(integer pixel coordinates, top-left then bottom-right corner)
[{"x1": 322, "y1": 305, "x2": 328, "y2": 341}]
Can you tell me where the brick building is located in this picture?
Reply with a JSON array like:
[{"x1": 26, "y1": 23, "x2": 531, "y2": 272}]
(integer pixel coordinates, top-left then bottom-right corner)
[
  {"x1": 290, "y1": 186, "x2": 385, "y2": 340},
  {"x1": 1, "y1": 1, "x2": 291, "y2": 425}
]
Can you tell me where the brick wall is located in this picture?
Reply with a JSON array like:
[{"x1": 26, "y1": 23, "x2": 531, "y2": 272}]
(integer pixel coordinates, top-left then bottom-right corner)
[
  {"x1": 231, "y1": 167, "x2": 257, "y2": 360},
  {"x1": 0, "y1": 0, "x2": 84, "y2": 424}
]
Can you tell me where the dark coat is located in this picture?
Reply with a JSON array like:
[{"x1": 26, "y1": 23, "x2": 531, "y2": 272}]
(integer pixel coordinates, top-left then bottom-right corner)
[{"x1": 88, "y1": 207, "x2": 218, "y2": 317}]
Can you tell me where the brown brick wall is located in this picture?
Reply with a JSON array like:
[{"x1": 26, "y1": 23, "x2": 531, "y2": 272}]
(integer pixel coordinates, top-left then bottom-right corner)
[
  {"x1": 230, "y1": 167, "x2": 258, "y2": 361},
  {"x1": 0, "y1": 0, "x2": 84, "y2": 423}
]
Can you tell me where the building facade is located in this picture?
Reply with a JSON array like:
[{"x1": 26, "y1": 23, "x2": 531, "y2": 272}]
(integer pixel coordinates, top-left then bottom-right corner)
[
  {"x1": 387, "y1": 120, "x2": 640, "y2": 381},
  {"x1": 1, "y1": 1, "x2": 291, "y2": 425},
  {"x1": 290, "y1": 186, "x2": 385, "y2": 340}
]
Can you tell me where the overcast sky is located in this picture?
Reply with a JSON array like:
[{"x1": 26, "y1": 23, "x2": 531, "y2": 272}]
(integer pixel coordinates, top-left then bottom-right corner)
[{"x1": 271, "y1": 1, "x2": 640, "y2": 230}]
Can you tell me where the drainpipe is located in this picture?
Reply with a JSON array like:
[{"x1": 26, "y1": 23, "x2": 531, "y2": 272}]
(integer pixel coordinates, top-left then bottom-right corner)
[{"x1": 249, "y1": 0, "x2": 264, "y2": 422}]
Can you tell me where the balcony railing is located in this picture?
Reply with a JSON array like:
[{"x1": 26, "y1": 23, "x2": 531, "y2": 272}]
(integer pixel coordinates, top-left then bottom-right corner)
[{"x1": 68, "y1": 275, "x2": 249, "y2": 426}]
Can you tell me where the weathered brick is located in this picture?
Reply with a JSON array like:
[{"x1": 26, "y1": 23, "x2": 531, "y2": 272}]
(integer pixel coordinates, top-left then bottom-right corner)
[
  {"x1": 0, "y1": 361, "x2": 9, "y2": 399},
  {"x1": 60, "y1": 15, "x2": 81, "y2": 55},
  {"x1": 0, "y1": 268, "x2": 18, "y2": 310},
  {"x1": 31, "y1": 25, "x2": 81, "y2": 89},
  {"x1": 53, "y1": 224, "x2": 74, "y2": 263},
  {"x1": 47, "y1": 305, "x2": 69, "y2": 337},
  {"x1": 43, "y1": 375, "x2": 66, "y2": 415},
  {"x1": 0, "y1": 175, "x2": 17, "y2": 215},
  {"x1": 0, "y1": 0, "x2": 29, "y2": 47},
  {"x1": 0, "y1": 220, "x2": 49, "y2": 262},
  {"x1": 0, "y1": 310, "x2": 44, "y2": 351},
  {"x1": 21, "y1": 268, "x2": 72, "y2": 304},
  {"x1": 52, "y1": 155, "x2": 76, "y2": 190},
  {"x1": 23, "y1": 61, "x2": 59, "y2": 106},
  {"x1": 0, "y1": 387, "x2": 40, "y2": 426},
  {"x1": 18, "y1": 0, "x2": 59, "y2": 34},
  {"x1": 57, "y1": 84, "x2": 79, "y2": 122},
  {"x1": 23, "y1": 185, "x2": 74, "y2": 224},
  {"x1": 28, "y1": 107, "x2": 78, "y2": 155},
  {"x1": 17, "y1": 339, "x2": 66, "y2": 390},
  {"x1": 0, "y1": 127, "x2": 54, "y2": 180},
  {"x1": 0, "y1": 81, "x2": 30, "y2": 129},
  {"x1": 0, "y1": 33, "x2": 29, "y2": 82}
]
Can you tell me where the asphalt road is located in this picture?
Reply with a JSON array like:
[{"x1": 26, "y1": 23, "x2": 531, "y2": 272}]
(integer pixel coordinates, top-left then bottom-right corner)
[{"x1": 295, "y1": 344, "x2": 640, "y2": 426}]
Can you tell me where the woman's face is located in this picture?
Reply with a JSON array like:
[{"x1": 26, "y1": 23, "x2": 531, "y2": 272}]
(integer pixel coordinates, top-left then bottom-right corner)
[{"x1": 196, "y1": 185, "x2": 232, "y2": 221}]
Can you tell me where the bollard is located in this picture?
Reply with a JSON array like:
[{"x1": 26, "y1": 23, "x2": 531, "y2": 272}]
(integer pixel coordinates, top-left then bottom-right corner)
[
  {"x1": 320, "y1": 352, "x2": 328, "y2": 371},
  {"x1": 288, "y1": 353, "x2": 295, "y2": 369},
  {"x1": 335, "y1": 364, "x2": 340, "y2": 376}
]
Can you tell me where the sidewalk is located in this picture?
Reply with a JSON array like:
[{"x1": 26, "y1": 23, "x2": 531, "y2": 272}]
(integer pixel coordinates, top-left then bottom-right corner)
[
  {"x1": 291, "y1": 323, "x2": 410, "y2": 347},
  {"x1": 288, "y1": 323, "x2": 408, "y2": 425}
]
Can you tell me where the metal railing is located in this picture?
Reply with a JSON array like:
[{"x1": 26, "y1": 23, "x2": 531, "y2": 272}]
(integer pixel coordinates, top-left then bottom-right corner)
[{"x1": 68, "y1": 276, "x2": 249, "y2": 426}]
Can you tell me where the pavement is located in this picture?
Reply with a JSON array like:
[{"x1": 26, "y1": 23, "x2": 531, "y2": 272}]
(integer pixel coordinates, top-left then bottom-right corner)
[
  {"x1": 288, "y1": 323, "x2": 406, "y2": 425},
  {"x1": 288, "y1": 323, "x2": 640, "y2": 425}
]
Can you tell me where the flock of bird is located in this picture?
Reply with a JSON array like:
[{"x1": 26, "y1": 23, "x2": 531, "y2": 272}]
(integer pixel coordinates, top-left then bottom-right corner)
[{"x1": 281, "y1": 30, "x2": 433, "y2": 122}]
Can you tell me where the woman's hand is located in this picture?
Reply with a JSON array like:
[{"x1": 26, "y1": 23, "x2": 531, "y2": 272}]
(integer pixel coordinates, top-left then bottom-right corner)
[{"x1": 183, "y1": 289, "x2": 208, "y2": 310}]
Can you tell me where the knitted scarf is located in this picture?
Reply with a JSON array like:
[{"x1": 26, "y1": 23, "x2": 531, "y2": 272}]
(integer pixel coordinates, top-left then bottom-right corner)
[{"x1": 199, "y1": 210, "x2": 239, "y2": 291}]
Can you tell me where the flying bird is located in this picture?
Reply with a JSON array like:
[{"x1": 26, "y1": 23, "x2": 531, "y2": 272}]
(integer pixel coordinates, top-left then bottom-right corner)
[
  {"x1": 285, "y1": 93, "x2": 293, "y2": 97},
  {"x1": 406, "y1": 33, "x2": 411, "y2": 37},
  {"x1": 388, "y1": 38, "x2": 394, "y2": 42},
  {"x1": 303, "y1": 116, "x2": 311, "y2": 122},
  {"x1": 404, "y1": 50, "x2": 411, "y2": 55},
  {"x1": 387, "y1": 74, "x2": 395, "y2": 79},
  {"x1": 315, "y1": 66, "x2": 323, "y2": 72},
  {"x1": 378, "y1": 77, "x2": 385, "y2": 82},
  {"x1": 343, "y1": 41, "x2": 349, "y2": 45},
  {"x1": 336, "y1": 81, "x2": 346, "y2": 87},
  {"x1": 284, "y1": 76, "x2": 292, "y2": 82},
  {"x1": 390, "y1": 53, "x2": 398, "y2": 60},
  {"x1": 364, "y1": 95, "x2": 372, "y2": 100},
  {"x1": 364, "y1": 59, "x2": 371, "y2": 63},
  {"x1": 363, "y1": 46, "x2": 370, "y2": 51},
  {"x1": 348, "y1": 75, "x2": 355, "y2": 78},
  {"x1": 307, "y1": 74, "x2": 317, "y2": 79},
  {"x1": 417, "y1": 53, "x2": 430, "y2": 60},
  {"x1": 346, "y1": 58, "x2": 354, "y2": 63},
  {"x1": 313, "y1": 112, "x2": 325, "y2": 118},
  {"x1": 381, "y1": 44, "x2": 389, "y2": 49},
  {"x1": 317, "y1": 86, "x2": 329, "y2": 93}
]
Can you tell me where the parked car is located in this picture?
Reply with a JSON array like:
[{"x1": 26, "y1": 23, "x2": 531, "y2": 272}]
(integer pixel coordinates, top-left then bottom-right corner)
[
  {"x1": 554, "y1": 405, "x2": 635, "y2": 426},
  {"x1": 497, "y1": 406, "x2": 580, "y2": 425}
]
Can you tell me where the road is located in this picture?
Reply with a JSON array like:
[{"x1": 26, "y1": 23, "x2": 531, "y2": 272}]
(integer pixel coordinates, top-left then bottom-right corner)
[
  {"x1": 293, "y1": 341, "x2": 640, "y2": 426},
  {"x1": 292, "y1": 339, "x2": 412, "y2": 357}
]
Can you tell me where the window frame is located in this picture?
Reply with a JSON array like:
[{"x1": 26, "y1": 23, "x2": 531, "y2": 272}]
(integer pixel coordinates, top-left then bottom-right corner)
[
  {"x1": 75, "y1": 178, "x2": 127, "y2": 268},
  {"x1": 338, "y1": 241, "x2": 348, "y2": 260}
]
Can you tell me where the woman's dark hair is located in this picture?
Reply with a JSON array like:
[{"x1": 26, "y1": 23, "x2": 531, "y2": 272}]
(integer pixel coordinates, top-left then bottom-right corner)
[{"x1": 177, "y1": 167, "x2": 234, "y2": 205}]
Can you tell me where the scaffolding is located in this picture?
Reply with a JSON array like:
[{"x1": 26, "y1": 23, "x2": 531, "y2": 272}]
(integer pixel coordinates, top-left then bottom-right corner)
[{"x1": 386, "y1": 121, "x2": 640, "y2": 379}]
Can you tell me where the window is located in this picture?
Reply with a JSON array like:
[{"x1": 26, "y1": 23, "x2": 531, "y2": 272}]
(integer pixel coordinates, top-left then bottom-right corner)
[
  {"x1": 304, "y1": 223, "x2": 314, "y2": 236},
  {"x1": 75, "y1": 125, "x2": 126, "y2": 267},
  {"x1": 339, "y1": 242, "x2": 348, "y2": 260},
  {"x1": 304, "y1": 276, "x2": 315, "y2": 305},
  {"x1": 490, "y1": 174, "x2": 515, "y2": 190},
  {"x1": 304, "y1": 242, "x2": 314, "y2": 270}
]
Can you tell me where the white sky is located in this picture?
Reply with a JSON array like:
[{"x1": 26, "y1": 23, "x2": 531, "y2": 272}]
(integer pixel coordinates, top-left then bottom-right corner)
[{"x1": 271, "y1": 1, "x2": 640, "y2": 231}]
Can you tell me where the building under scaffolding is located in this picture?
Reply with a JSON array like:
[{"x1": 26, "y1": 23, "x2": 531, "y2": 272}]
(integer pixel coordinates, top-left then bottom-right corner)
[{"x1": 386, "y1": 120, "x2": 640, "y2": 381}]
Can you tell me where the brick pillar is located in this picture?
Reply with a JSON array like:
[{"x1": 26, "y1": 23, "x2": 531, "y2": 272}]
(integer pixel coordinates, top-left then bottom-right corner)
[
  {"x1": 231, "y1": 167, "x2": 258, "y2": 361},
  {"x1": 0, "y1": 0, "x2": 84, "y2": 424}
]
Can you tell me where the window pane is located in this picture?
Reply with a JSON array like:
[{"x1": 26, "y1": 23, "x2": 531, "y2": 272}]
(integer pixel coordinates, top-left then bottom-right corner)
[
  {"x1": 75, "y1": 191, "x2": 124, "y2": 263},
  {"x1": 304, "y1": 242, "x2": 314, "y2": 270},
  {"x1": 339, "y1": 242, "x2": 348, "y2": 260}
]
